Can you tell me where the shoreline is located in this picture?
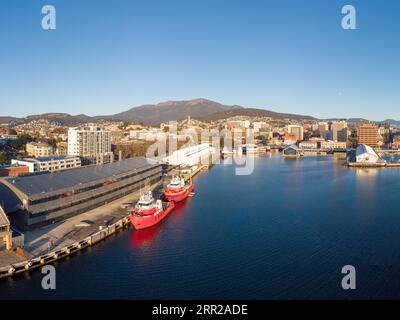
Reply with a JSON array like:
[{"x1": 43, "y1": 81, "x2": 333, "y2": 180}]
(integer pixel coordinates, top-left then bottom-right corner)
[{"x1": 0, "y1": 164, "x2": 208, "y2": 279}]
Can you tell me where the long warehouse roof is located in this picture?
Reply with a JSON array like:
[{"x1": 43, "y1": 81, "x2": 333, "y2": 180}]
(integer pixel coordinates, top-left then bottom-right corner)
[{"x1": 2, "y1": 157, "x2": 160, "y2": 197}]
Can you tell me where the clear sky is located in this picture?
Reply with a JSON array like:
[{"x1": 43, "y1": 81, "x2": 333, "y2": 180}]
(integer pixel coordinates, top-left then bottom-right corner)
[{"x1": 0, "y1": 0, "x2": 399, "y2": 120}]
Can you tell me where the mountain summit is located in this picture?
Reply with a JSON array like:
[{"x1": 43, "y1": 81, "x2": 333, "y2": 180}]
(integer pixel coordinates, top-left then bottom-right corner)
[
  {"x1": 104, "y1": 98, "x2": 240, "y2": 124},
  {"x1": 1, "y1": 98, "x2": 317, "y2": 126}
]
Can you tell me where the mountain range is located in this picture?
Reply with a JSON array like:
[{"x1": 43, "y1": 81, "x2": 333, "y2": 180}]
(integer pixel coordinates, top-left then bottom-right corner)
[{"x1": 0, "y1": 98, "x2": 398, "y2": 126}]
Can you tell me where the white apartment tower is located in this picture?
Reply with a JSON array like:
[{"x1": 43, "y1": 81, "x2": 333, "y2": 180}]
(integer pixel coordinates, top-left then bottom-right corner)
[
  {"x1": 287, "y1": 124, "x2": 304, "y2": 141},
  {"x1": 68, "y1": 125, "x2": 112, "y2": 164}
]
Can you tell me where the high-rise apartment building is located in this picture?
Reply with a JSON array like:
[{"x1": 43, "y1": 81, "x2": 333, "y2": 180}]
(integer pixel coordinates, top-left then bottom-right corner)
[
  {"x1": 358, "y1": 123, "x2": 378, "y2": 147},
  {"x1": 68, "y1": 125, "x2": 112, "y2": 164},
  {"x1": 287, "y1": 125, "x2": 304, "y2": 141},
  {"x1": 331, "y1": 121, "x2": 348, "y2": 142}
]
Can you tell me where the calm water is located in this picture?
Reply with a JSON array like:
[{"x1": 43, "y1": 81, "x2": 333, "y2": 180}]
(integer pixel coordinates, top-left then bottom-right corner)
[{"x1": 2, "y1": 153, "x2": 400, "y2": 299}]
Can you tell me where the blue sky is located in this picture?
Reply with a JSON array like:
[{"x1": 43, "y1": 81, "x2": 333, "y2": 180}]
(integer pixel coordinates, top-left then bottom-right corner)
[{"x1": 0, "y1": 0, "x2": 399, "y2": 120}]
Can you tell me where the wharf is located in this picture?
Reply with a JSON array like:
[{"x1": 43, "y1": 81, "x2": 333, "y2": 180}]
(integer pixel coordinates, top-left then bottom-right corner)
[
  {"x1": 0, "y1": 181, "x2": 163, "y2": 278},
  {"x1": 0, "y1": 165, "x2": 208, "y2": 279},
  {"x1": 347, "y1": 162, "x2": 400, "y2": 168}
]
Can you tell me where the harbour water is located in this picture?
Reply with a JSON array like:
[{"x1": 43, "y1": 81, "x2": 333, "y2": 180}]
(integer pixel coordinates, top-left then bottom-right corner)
[{"x1": 2, "y1": 153, "x2": 400, "y2": 299}]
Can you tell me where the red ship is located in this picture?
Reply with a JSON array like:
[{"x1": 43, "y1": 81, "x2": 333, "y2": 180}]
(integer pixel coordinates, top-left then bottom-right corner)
[
  {"x1": 129, "y1": 191, "x2": 175, "y2": 230},
  {"x1": 164, "y1": 175, "x2": 194, "y2": 203}
]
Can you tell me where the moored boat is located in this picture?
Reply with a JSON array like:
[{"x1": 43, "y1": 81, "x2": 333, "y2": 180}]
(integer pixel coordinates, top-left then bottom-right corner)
[
  {"x1": 164, "y1": 175, "x2": 193, "y2": 203},
  {"x1": 129, "y1": 191, "x2": 174, "y2": 230}
]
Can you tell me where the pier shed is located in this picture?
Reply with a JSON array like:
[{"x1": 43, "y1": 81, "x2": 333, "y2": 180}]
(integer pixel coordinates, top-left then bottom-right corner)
[{"x1": 0, "y1": 206, "x2": 12, "y2": 250}]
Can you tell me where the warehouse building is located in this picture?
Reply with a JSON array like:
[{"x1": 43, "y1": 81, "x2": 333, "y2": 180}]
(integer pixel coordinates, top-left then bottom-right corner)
[
  {"x1": 163, "y1": 143, "x2": 216, "y2": 166},
  {"x1": 0, "y1": 157, "x2": 162, "y2": 230}
]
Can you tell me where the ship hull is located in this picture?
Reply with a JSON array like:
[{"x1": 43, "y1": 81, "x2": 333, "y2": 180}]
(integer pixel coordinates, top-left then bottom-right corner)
[
  {"x1": 130, "y1": 202, "x2": 175, "y2": 230},
  {"x1": 164, "y1": 185, "x2": 194, "y2": 203}
]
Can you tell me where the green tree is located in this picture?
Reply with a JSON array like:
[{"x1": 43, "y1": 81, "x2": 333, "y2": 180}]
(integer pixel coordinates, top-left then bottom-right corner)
[
  {"x1": 17, "y1": 133, "x2": 34, "y2": 142},
  {"x1": 0, "y1": 151, "x2": 8, "y2": 163}
]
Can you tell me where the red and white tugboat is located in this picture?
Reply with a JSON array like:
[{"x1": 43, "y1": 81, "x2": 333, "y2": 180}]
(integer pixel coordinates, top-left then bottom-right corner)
[
  {"x1": 164, "y1": 175, "x2": 194, "y2": 203},
  {"x1": 129, "y1": 191, "x2": 174, "y2": 230}
]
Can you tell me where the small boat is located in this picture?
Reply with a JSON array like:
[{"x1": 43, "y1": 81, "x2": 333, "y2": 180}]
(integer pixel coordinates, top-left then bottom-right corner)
[
  {"x1": 129, "y1": 191, "x2": 174, "y2": 230},
  {"x1": 164, "y1": 175, "x2": 194, "y2": 203}
]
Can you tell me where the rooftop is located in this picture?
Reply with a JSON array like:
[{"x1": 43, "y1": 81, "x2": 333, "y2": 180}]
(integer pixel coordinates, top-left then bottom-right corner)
[
  {"x1": 2, "y1": 157, "x2": 159, "y2": 197},
  {"x1": 16, "y1": 155, "x2": 79, "y2": 163},
  {"x1": 0, "y1": 206, "x2": 10, "y2": 227}
]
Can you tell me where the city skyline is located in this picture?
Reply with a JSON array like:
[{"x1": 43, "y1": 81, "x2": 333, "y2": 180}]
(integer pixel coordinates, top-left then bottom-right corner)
[{"x1": 1, "y1": 0, "x2": 400, "y2": 120}]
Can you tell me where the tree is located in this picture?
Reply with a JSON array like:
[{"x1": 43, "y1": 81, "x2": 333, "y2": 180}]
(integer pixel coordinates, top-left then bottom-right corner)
[
  {"x1": 18, "y1": 133, "x2": 34, "y2": 142},
  {"x1": 0, "y1": 151, "x2": 7, "y2": 163},
  {"x1": 47, "y1": 138, "x2": 57, "y2": 147}
]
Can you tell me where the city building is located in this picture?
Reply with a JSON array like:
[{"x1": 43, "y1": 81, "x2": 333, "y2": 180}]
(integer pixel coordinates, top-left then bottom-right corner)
[
  {"x1": 283, "y1": 132, "x2": 297, "y2": 146},
  {"x1": 55, "y1": 142, "x2": 68, "y2": 155},
  {"x1": 0, "y1": 157, "x2": 162, "y2": 230},
  {"x1": 252, "y1": 122, "x2": 267, "y2": 132},
  {"x1": 331, "y1": 121, "x2": 348, "y2": 142},
  {"x1": 318, "y1": 122, "x2": 329, "y2": 132},
  {"x1": 0, "y1": 206, "x2": 12, "y2": 250},
  {"x1": 0, "y1": 134, "x2": 18, "y2": 144},
  {"x1": 0, "y1": 165, "x2": 30, "y2": 177},
  {"x1": 287, "y1": 125, "x2": 304, "y2": 141},
  {"x1": 68, "y1": 125, "x2": 112, "y2": 164},
  {"x1": 355, "y1": 144, "x2": 381, "y2": 164},
  {"x1": 392, "y1": 135, "x2": 400, "y2": 149},
  {"x1": 26, "y1": 142, "x2": 54, "y2": 157},
  {"x1": 11, "y1": 156, "x2": 81, "y2": 173},
  {"x1": 358, "y1": 123, "x2": 379, "y2": 147},
  {"x1": 378, "y1": 126, "x2": 389, "y2": 136},
  {"x1": 130, "y1": 129, "x2": 166, "y2": 141},
  {"x1": 299, "y1": 141, "x2": 318, "y2": 149},
  {"x1": 321, "y1": 140, "x2": 347, "y2": 149},
  {"x1": 240, "y1": 120, "x2": 250, "y2": 129}
]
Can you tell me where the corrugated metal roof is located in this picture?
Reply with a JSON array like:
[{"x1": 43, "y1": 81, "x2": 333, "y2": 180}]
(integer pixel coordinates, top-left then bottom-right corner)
[{"x1": 3, "y1": 157, "x2": 159, "y2": 197}]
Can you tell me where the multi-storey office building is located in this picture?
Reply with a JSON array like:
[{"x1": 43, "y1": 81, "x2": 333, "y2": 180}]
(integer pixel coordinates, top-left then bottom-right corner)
[{"x1": 0, "y1": 157, "x2": 162, "y2": 230}]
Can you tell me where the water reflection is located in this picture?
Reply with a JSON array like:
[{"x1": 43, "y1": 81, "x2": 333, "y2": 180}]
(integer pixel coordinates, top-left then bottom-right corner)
[
  {"x1": 354, "y1": 168, "x2": 379, "y2": 178},
  {"x1": 130, "y1": 224, "x2": 163, "y2": 248}
]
